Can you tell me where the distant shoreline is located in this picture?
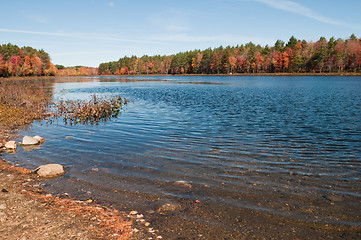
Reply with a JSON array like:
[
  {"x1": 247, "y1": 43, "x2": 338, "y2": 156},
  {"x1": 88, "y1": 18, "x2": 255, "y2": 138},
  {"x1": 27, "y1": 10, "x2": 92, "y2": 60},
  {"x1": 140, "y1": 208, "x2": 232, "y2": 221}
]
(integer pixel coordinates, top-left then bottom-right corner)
[
  {"x1": 1, "y1": 72, "x2": 361, "y2": 81},
  {"x1": 99, "y1": 72, "x2": 361, "y2": 77}
]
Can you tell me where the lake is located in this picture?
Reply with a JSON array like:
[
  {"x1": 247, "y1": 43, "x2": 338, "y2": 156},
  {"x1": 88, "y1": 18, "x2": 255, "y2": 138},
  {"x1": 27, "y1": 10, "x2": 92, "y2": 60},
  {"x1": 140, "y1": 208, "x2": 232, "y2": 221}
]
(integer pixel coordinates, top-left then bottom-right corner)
[{"x1": 5, "y1": 75, "x2": 361, "y2": 239}]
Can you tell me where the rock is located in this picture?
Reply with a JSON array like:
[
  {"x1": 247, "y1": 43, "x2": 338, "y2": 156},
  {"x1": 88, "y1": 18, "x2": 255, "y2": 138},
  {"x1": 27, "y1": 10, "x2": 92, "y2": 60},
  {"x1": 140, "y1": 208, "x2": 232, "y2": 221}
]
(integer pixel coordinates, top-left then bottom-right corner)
[
  {"x1": 33, "y1": 135, "x2": 45, "y2": 143},
  {"x1": 4, "y1": 141, "x2": 17, "y2": 149},
  {"x1": 174, "y1": 180, "x2": 192, "y2": 188},
  {"x1": 23, "y1": 145, "x2": 40, "y2": 152},
  {"x1": 22, "y1": 136, "x2": 39, "y2": 145},
  {"x1": 0, "y1": 204, "x2": 6, "y2": 210},
  {"x1": 157, "y1": 203, "x2": 181, "y2": 214},
  {"x1": 35, "y1": 164, "x2": 65, "y2": 178}
]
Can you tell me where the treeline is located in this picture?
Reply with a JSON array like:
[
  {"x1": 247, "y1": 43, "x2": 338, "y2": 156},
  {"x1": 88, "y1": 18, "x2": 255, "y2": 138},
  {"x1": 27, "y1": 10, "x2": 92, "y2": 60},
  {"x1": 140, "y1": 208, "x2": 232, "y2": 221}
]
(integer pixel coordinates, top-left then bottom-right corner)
[
  {"x1": 0, "y1": 43, "x2": 57, "y2": 77},
  {"x1": 56, "y1": 65, "x2": 98, "y2": 76},
  {"x1": 98, "y1": 35, "x2": 361, "y2": 75}
]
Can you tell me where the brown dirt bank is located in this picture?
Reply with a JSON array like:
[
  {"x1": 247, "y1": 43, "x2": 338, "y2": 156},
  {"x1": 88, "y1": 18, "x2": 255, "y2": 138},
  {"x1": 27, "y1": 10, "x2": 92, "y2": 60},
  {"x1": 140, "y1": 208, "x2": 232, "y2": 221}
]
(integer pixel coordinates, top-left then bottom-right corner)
[{"x1": 0, "y1": 158, "x2": 133, "y2": 239}]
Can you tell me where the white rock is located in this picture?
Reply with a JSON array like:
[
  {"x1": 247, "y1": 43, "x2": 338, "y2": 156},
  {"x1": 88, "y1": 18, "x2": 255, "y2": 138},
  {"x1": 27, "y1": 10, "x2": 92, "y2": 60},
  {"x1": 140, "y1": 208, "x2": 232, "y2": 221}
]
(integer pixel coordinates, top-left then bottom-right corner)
[
  {"x1": 33, "y1": 136, "x2": 45, "y2": 143},
  {"x1": 5, "y1": 141, "x2": 17, "y2": 149},
  {"x1": 36, "y1": 164, "x2": 65, "y2": 178},
  {"x1": 174, "y1": 180, "x2": 192, "y2": 188},
  {"x1": 22, "y1": 136, "x2": 39, "y2": 145}
]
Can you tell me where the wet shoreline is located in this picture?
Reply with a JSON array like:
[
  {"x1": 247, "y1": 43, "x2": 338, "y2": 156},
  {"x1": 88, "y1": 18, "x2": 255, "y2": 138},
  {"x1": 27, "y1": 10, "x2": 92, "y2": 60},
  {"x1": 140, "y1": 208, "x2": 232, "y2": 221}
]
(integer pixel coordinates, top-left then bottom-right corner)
[{"x1": 40, "y1": 166, "x2": 361, "y2": 239}]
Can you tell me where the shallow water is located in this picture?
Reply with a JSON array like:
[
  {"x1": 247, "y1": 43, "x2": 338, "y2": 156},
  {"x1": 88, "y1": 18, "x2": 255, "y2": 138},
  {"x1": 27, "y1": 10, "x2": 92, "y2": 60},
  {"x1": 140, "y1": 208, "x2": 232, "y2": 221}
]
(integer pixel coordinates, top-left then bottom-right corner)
[{"x1": 5, "y1": 76, "x2": 361, "y2": 239}]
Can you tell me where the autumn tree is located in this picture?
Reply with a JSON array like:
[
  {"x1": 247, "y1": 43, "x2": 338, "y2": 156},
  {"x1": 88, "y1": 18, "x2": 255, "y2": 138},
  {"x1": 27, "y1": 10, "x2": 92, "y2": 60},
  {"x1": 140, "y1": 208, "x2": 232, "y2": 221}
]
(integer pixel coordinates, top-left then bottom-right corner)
[
  {"x1": 0, "y1": 53, "x2": 7, "y2": 77},
  {"x1": 8, "y1": 55, "x2": 23, "y2": 76},
  {"x1": 98, "y1": 35, "x2": 361, "y2": 75},
  {"x1": 31, "y1": 54, "x2": 43, "y2": 76}
]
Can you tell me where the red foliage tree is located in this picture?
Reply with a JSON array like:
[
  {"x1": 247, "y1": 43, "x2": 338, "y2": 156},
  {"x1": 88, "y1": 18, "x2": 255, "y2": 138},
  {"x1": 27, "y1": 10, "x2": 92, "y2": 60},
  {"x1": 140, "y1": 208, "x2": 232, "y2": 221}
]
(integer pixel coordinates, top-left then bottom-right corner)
[
  {"x1": 0, "y1": 53, "x2": 6, "y2": 76},
  {"x1": 8, "y1": 55, "x2": 23, "y2": 76}
]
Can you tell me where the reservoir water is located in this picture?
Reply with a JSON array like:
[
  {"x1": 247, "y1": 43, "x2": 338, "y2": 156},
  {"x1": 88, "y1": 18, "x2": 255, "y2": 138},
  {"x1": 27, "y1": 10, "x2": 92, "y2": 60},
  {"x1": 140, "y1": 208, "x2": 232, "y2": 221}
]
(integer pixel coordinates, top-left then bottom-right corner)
[{"x1": 5, "y1": 75, "x2": 361, "y2": 239}]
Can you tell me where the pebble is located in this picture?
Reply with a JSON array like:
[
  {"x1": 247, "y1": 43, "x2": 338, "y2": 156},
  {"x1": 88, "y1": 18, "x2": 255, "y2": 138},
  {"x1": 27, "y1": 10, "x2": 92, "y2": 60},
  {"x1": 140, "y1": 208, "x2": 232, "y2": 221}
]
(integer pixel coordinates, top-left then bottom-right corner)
[
  {"x1": 0, "y1": 204, "x2": 6, "y2": 210},
  {"x1": 174, "y1": 180, "x2": 192, "y2": 188},
  {"x1": 0, "y1": 212, "x2": 5, "y2": 222},
  {"x1": 33, "y1": 135, "x2": 45, "y2": 143},
  {"x1": 157, "y1": 203, "x2": 181, "y2": 214},
  {"x1": 5, "y1": 141, "x2": 17, "y2": 149},
  {"x1": 130, "y1": 211, "x2": 138, "y2": 215}
]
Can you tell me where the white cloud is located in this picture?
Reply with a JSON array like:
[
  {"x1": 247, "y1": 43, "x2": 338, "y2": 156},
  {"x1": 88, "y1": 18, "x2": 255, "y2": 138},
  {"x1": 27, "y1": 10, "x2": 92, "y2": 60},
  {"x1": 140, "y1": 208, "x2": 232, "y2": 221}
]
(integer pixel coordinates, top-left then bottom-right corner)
[
  {"x1": 254, "y1": 0, "x2": 356, "y2": 28},
  {"x1": 0, "y1": 28, "x2": 164, "y2": 45},
  {"x1": 165, "y1": 24, "x2": 190, "y2": 32},
  {"x1": 27, "y1": 15, "x2": 47, "y2": 24},
  {"x1": 149, "y1": 9, "x2": 191, "y2": 33},
  {"x1": 151, "y1": 33, "x2": 274, "y2": 46},
  {"x1": 108, "y1": 2, "x2": 115, "y2": 7},
  {"x1": 52, "y1": 51, "x2": 114, "y2": 56}
]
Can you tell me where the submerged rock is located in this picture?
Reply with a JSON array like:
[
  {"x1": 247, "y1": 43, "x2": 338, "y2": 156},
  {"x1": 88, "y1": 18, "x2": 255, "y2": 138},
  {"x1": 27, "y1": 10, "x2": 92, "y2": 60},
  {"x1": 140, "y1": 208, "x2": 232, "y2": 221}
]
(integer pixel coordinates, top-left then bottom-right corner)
[
  {"x1": 23, "y1": 145, "x2": 40, "y2": 152},
  {"x1": 5, "y1": 141, "x2": 17, "y2": 149},
  {"x1": 35, "y1": 164, "x2": 65, "y2": 178},
  {"x1": 157, "y1": 203, "x2": 181, "y2": 214},
  {"x1": 174, "y1": 180, "x2": 192, "y2": 188},
  {"x1": 33, "y1": 136, "x2": 45, "y2": 143},
  {"x1": 22, "y1": 136, "x2": 39, "y2": 145}
]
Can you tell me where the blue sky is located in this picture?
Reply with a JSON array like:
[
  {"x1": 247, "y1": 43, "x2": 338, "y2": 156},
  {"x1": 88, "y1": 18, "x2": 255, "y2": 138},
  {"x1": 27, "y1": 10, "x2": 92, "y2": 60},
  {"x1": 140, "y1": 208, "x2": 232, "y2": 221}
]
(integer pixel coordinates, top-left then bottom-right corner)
[{"x1": 1, "y1": 0, "x2": 360, "y2": 67}]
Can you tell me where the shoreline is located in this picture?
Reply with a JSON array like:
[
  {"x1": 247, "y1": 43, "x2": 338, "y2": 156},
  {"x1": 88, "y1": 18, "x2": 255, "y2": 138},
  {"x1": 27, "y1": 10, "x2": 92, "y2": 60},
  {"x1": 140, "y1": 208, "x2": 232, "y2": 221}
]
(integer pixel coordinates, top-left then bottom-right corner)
[
  {"x1": 1, "y1": 72, "x2": 361, "y2": 81},
  {"x1": 0, "y1": 78, "x2": 154, "y2": 239},
  {"x1": 98, "y1": 72, "x2": 361, "y2": 77},
  {"x1": 0, "y1": 156, "x2": 135, "y2": 239}
]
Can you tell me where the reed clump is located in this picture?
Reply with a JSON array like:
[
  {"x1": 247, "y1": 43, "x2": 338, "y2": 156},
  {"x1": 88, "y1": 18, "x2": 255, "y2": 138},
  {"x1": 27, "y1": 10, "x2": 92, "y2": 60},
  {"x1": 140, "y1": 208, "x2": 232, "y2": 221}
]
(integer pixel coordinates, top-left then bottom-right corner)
[{"x1": 55, "y1": 94, "x2": 128, "y2": 125}]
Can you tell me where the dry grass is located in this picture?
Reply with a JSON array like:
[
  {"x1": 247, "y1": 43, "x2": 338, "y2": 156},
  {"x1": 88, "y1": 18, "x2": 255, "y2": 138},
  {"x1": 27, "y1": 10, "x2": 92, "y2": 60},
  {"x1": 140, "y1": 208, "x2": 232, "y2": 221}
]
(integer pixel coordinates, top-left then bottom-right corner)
[{"x1": 0, "y1": 79, "x2": 53, "y2": 146}]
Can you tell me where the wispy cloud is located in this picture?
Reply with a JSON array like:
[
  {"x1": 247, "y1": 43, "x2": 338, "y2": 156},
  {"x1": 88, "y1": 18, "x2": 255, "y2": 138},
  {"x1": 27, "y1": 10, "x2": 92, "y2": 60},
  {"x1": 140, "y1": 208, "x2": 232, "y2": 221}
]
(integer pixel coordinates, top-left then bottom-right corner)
[
  {"x1": 0, "y1": 28, "x2": 164, "y2": 45},
  {"x1": 254, "y1": 0, "x2": 357, "y2": 28},
  {"x1": 27, "y1": 15, "x2": 47, "y2": 24},
  {"x1": 52, "y1": 51, "x2": 118, "y2": 56},
  {"x1": 151, "y1": 33, "x2": 274, "y2": 45},
  {"x1": 165, "y1": 24, "x2": 190, "y2": 32},
  {"x1": 108, "y1": 2, "x2": 115, "y2": 7},
  {"x1": 149, "y1": 9, "x2": 191, "y2": 33},
  {"x1": 0, "y1": 28, "x2": 66, "y2": 37}
]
